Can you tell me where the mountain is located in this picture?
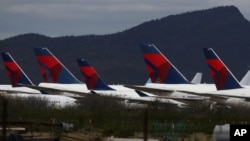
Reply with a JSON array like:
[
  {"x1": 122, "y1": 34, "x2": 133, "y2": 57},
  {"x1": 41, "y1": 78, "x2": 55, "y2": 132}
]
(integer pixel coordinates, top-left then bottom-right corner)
[{"x1": 1, "y1": 5, "x2": 250, "y2": 85}]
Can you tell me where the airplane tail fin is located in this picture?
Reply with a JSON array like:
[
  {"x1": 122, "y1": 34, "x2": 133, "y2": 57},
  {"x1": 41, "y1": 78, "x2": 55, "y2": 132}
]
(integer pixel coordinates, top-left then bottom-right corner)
[
  {"x1": 140, "y1": 44, "x2": 189, "y2": 84},
  {"x1": 34, "y1": 47, "x2": 81, "y2": 84},
  {"x1": 77, "y1": 58, "x2": 114, "y2": 90},
  {"x1": 1, "y1": 52, "x2": 34, "y2": 87},
  {"x1": 203, "y1": 48, "x2": 242, "y2": 90}
]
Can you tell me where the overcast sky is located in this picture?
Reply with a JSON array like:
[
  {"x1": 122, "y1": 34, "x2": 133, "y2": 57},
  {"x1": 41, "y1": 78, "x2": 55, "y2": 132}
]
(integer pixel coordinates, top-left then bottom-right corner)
[{"x1": 1, "y1": 0, "x2": 250, "y2": 40}]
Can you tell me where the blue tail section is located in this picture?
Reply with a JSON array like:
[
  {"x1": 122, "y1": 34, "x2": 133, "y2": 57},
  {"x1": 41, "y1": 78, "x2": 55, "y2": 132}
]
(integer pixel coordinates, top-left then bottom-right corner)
[
  {"x1": 1, "y1": 52, "x2": 34, "y2": 87},
  {"x1": 140, "y1": 43, "x2": 189, "y2": 84},
  {"x1": 34, "y1": 47, "x2": 82, "y2": 84},
  {"x1": 77, "y1": 58, "x2": 114, "y2": 90},
  {"x1": 203, "y1": 48, "x2": 242, "y2": 90}
]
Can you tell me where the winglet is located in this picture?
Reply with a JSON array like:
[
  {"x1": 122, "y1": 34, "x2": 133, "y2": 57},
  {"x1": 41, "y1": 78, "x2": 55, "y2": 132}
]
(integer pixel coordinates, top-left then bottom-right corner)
[
  {"x1": 145, "y1": 78, "x2": 152, "y2": 85},
  {"x1": 34, "y1": 47, "x2": 81, "y2": 84},
  {"x1": 240, "y1": 70, "x2": 250, "y2": 86},
  {"x1": 203, "y1": 48, "x2": 242, "y2": 90},
  {"x1": 140, "y1": 44, "x2": 189, "y2": 84},
  {"x1": 77, "y1": 58, "x2": 114, "y2": 90},
  {"x1": 191, "y1": 72, "x2": 202, "y2": 84},
  {"x1": 1, "y1": 52, "x2": 34, "y2": 87}
]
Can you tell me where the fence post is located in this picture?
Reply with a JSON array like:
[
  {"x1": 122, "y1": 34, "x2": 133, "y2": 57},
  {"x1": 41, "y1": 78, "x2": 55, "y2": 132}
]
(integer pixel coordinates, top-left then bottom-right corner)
[{"x1": 143, "y1": 110, "x2": 148, "y2": 141}]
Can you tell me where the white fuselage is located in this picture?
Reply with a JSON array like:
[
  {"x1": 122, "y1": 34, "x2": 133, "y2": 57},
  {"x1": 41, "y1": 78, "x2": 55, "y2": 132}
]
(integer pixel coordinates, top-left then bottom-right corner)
[
  {"x1": 0, "y1": 84, "x2": 41, "y2": 94},
  {"x1": 0, "y1": 93, "x2": 77, "y2": 108}
]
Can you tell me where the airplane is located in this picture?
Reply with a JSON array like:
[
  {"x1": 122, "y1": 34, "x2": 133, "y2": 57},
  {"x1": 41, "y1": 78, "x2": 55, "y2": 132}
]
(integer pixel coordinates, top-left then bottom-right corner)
[
  {"x1": 125, "y1": 44, "x2": 216, "y2": 96},
  {"x1": 1, "y1": 52, "x2": 43, "y2": 94},
  {"x1": 34, "y1": 47, "x2": 81, "y2": 84},
  {"x1": 22, "y1": 47, "x2": 90, "y2": 95},
  {"x1": 201, "y1": 48, "x2": 250, "y2": 107},
  {"x1": 140, "y1": 43, "x2": 189, "y2": 84},
  {"x1": 76, "y1": 58, "x2": 191, "y2": 108}
]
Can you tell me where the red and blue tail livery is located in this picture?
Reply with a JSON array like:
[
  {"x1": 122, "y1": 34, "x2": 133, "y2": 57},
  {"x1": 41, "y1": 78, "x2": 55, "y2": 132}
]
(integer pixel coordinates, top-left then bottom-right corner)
[
  {"x1": 140, "y1": 44, "x2": 188, "y2": 84},
  {"x1": 203, "y1": 48, "x2": 242, "y2": 90},
  {"x1": 77, "y1": 58, "x2": 113, "y2": 90},
  {"x1": 34, "y1": 47, "x2": 81, "y2": 84},
  {"x1": 1, "y1": 52, "x2": 34, "y2": 87}
]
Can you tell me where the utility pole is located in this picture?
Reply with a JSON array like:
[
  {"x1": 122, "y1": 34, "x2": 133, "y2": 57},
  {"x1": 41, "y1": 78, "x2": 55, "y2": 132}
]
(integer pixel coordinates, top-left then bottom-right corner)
[{"x1": 2, "y1": 98, "x2": 7, "y2": 141}]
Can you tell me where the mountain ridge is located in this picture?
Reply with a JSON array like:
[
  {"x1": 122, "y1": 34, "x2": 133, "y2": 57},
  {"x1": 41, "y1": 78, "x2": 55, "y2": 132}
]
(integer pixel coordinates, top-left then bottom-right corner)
[{"x1": 1, "y1": 5, "x2": 250, "y2": 85}]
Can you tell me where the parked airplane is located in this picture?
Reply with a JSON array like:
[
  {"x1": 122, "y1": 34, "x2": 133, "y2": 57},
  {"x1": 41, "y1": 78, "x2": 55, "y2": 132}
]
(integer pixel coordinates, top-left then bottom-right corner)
[
  {"x1": 34, "y1": 47, "x2": 81, "y2": 84},
  {"x1": 140, "y1": 43, "x2": 189, "y2": 84},
  {"x1": 1, "y1": 52, "x2": 42, "y2": 94},
  {"x1": 28, "y1": 47, "x2": 89, "y2": 95},
  {"x1": 77, "y1": 58, "x2": 191, "y2": 108},
  {"x1": 202, "y1": 48, "x2": 250, "y2": 107},
  {"x1": 125, "y1": 44, "x2": 216, "y2": 95}
]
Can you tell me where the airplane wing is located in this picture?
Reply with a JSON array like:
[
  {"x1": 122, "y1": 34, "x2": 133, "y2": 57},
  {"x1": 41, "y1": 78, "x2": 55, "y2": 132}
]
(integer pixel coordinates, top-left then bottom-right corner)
[
  {"x1": 90, "y1": 90, "x2": 188, "y2": 108},
  {"x1": 92, "y1": 94, "x2": 186, "y2": 109},
  {"x1": 19, "y1": 84, "x2": 89, "y2": 96},
  {"x1": 124, "y1": 84, "x2": 175, "y2": 95},
  {"x1": 204, "y1": 93, "x2": 250, "y2": 102},
  {"x1": 124, "y1": 85, "x2": 208, "y2": 104},
  {"x1": 178, "y1": 90, "x2": 250, "y2": 103}
]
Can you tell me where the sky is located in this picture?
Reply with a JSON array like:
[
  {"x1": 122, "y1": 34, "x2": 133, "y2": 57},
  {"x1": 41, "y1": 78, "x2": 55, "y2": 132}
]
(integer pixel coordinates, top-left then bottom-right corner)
[{"x1": 1, "y1": 0, "x2": 250, "y2": 40}]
